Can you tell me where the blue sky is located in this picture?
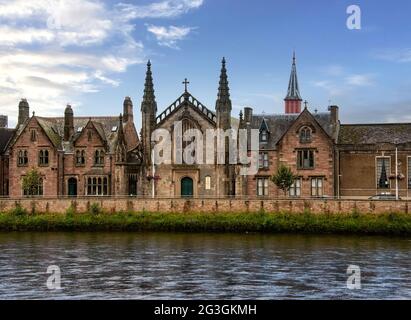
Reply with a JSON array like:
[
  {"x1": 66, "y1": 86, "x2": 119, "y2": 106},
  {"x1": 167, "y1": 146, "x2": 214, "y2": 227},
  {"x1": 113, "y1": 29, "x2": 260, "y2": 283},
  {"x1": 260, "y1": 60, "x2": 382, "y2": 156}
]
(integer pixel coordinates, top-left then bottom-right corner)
[{"x1": 1, "y1": 0, "x2": 411, "y2": 128}]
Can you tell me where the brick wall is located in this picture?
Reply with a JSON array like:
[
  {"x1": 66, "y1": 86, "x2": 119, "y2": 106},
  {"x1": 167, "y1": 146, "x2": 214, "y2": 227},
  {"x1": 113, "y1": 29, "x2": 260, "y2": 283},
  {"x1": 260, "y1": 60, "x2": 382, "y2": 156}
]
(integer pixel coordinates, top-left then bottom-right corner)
[{"x1": 0, "y1": 197, "x2": 409, "y2": 215}]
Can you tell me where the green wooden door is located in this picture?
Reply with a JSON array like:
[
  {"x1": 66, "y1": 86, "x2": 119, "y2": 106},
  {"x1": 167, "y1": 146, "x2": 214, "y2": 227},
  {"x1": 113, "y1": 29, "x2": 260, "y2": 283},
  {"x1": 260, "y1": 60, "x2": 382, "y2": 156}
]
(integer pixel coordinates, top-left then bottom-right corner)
[
  {"x1": 181, "y1": 177, "x2": 193, "y2": 198},
  {"x1": 68, "y1": 178, "x2": 77, "y2": 197}
]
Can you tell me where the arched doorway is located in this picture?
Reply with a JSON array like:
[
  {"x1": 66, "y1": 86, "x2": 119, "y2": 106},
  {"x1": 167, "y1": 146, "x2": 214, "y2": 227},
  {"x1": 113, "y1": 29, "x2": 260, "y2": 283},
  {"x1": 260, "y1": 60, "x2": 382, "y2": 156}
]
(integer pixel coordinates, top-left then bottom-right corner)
[
  {"x1": 68, "y1": 178, "x2": 77, "y2": 197},
  {"x1": 181, "y1": 177, "x2": 193, "y2": 198}
]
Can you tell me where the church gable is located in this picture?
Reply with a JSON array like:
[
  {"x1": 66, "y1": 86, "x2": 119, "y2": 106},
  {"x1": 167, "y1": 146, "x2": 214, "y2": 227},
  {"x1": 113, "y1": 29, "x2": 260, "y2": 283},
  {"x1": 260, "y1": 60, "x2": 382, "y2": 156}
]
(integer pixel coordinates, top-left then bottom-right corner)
[
  {"x1": 277, "y1": 108, "x2": 333, "y2": 147},
  {"x1": 155, "y1": 92, "x2": 217, "y2": 128},
  {"x1": 74, "y1": 120, "x2": 108, "y2": 150},
  {"x1": 10, "y1": 116, "x2": 60, "y2": 150}
]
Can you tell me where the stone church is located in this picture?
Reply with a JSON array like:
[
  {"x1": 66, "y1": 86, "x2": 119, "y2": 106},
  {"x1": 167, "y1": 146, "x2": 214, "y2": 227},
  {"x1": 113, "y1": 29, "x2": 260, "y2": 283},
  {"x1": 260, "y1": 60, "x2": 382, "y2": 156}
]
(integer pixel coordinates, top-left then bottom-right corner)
[{"x1": 1, "y1": 54, "x2": 411, "y2": 199}]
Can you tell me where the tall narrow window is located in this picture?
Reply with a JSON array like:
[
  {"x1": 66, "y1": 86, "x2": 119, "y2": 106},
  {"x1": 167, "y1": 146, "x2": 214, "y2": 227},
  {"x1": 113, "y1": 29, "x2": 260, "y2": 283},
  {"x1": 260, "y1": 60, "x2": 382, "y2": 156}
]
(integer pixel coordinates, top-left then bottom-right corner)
[
  {"x1": 18, "y1": 150, "x2": 28, "y2": 166},
  {"x1": 408, "y1": 157, "x2": 411, "y2": 190},
  {"x1": 76, "y1": 150, "x2": 86, "y2": 166},
  {"x1": 299, "y1": 127, "x2": 312, "y2": 143},
  {"x1": 205, "y1": 176, "x2": 211, "y2": 190},
  {"x1": 94, "y1": 150, "x2": 104, "y2": 165},
  {"x1": 39, "y1": 150, "x2": 49, "y2": 166},
  {"x1": 260, "y1": 130, "x2": 268, "y2": 142},
  {"x1": 259, "y1": 153, "x2": 269, "y2": 169},
  {"x1": 289, "y1": 178, "x2": 302, "y2": 197},
  {"x1": 30, "y1": 129, "x2": 36, "y2": 142},
  {"x1": 297, "y1": 150, "x2": 315, "y2": 169},
  {"x1": 257, "y1": 178, "x2": 269, "y2": 196},
  {"x1": 377, "y1": 157, "x2": 390, "y2": 189},
  {"x1": 311, "y1": 178, "x2": 323, "y2": 197}
]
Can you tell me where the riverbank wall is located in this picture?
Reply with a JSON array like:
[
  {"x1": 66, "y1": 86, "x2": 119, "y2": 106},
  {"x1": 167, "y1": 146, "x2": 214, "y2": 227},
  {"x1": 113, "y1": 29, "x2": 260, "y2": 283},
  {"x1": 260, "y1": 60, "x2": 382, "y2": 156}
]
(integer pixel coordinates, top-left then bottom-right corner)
[{"x1": 0, "y1": 198, "x2": 409, "y2": 215}]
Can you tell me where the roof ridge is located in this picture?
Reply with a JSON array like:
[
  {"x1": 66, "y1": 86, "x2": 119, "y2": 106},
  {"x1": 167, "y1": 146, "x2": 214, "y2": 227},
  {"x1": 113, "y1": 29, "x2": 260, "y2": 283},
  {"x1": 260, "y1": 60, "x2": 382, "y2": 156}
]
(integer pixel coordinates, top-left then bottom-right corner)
[{"x1": 341, "y1": 123, "x2": 411, "y2": 126}]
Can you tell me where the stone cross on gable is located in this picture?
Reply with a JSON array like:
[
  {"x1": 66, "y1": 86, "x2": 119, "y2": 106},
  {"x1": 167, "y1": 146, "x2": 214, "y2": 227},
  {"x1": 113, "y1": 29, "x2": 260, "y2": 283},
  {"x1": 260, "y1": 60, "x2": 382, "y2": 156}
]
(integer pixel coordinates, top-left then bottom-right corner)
[{"x1": 182, "y1": 78, "x2": 190, "y2": 92}]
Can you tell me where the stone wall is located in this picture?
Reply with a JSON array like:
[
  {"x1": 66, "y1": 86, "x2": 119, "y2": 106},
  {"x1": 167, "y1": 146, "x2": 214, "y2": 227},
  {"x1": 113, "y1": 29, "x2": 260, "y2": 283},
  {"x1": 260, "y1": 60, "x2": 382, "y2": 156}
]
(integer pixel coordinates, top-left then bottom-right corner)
[{"x1": 0, "y1": 197, "x2": 409, "y2": 215}]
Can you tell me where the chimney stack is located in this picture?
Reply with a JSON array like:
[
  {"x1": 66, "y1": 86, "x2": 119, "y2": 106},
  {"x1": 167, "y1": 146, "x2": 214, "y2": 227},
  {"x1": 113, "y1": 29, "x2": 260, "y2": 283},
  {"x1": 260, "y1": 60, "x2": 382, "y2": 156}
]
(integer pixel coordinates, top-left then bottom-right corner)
[
  {"x1": 18, "y1": 99, "x2": 30, "y2": 127},
  {"x1": 0, "y1": 115, "x2": 7, "y2": 128},
  {"x1": 64, "y1": 104, "x2": 74, "y2": 141},
  {"x1": 244, "y1": 107, "x2": 253, "y2": 124}
]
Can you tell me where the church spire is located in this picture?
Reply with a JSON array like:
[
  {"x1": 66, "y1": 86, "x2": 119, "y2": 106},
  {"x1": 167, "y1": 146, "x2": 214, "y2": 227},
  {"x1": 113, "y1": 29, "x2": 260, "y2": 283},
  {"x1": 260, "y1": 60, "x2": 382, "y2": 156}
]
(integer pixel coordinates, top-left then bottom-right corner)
[
  {"x1": 216, "y1": 57, "x2": 231, "y2": 108},
  {"x1": 141, "y1": 60, "x2": 157, "y2": 173},
  {"x1": 284, "y1": 52, "x2": 302, "y2": 114},
  {"x1": 141, "y1": 60, "x2": 157, "y2": 113}
]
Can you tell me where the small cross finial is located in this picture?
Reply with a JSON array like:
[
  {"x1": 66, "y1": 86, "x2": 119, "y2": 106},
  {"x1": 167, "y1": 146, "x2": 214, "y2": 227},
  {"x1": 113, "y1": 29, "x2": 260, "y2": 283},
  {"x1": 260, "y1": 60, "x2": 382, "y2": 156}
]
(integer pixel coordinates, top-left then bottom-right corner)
[
  {"x1": 314, "y1": 108, "x2": 318, "y2": 114},
  {"x1": 182, "y1": 78, "x2": 190, "y2": 92},
  {"x1": 304, "y1": 100, "x2": 308, "y2": 109}
]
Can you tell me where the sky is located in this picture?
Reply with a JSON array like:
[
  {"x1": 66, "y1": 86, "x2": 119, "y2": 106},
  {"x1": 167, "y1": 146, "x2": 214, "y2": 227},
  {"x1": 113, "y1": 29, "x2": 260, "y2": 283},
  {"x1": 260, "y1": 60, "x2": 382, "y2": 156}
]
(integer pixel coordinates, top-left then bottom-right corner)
[{"x1": 1, "y1": 0, "x2": 411, "y2": 129}]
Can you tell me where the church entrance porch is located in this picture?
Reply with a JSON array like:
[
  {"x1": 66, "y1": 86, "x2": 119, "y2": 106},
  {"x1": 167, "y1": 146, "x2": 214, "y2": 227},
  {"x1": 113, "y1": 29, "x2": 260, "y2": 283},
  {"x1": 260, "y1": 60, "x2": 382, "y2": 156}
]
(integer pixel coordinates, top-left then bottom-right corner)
[
  {"x1": 172, "y1": 169, "x2": 199, "y2": 198},
  {"x1": 181, "y1": 177, "x2": 194, "y2": 198}
]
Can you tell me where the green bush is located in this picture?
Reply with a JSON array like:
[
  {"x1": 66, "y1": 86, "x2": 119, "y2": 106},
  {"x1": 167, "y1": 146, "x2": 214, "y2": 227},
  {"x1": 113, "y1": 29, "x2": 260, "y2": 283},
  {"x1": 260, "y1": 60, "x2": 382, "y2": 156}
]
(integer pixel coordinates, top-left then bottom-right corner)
[
  {"x1": 89, "y1": 203, "x2": 101, "y2": 215},
  {"x1": 65, "y1": 205, "x2": 76, "y2": 218},
  {"x1": 0, "y1": 211, "x2": 411, "y2": 235},
  {"x1": 9, "y1": 204, "x2": 27, "y2": 216}
]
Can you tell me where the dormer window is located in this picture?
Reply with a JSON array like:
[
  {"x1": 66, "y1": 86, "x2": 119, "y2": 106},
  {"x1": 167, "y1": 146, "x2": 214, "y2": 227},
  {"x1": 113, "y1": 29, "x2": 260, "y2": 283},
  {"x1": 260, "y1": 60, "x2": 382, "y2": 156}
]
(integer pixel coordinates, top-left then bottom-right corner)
[
  {"x1": 299, "y1": 126, "x2": 312, "y2": 143},
  {"x1": 259, "y1": 119, "x2": 270, "y2": 143},
  {"x1": 260, "y1": 130, "x2": 268, "y2": 142}
]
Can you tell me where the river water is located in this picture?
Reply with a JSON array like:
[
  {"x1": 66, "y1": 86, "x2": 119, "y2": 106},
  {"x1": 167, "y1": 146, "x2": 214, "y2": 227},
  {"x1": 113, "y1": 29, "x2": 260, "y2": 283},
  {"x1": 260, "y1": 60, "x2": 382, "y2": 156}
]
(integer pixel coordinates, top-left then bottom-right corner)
[{"x1": 0, "y1": 232, "x2": 410, "y2": 299}]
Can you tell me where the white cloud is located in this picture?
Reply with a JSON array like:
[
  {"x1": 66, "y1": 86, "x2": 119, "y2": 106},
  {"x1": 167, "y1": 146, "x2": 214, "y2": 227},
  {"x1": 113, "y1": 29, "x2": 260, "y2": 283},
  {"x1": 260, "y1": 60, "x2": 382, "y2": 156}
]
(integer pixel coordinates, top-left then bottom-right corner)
[
  {"x1": 0, "y1": 26, "x2": 55, "y2": 46},
  {"x1": 345, "y1": 74, "x2": 374, "y2": 87},
  {"x1": 374, "y1": 48, "x2": 411, "y2": 63},
  {"x1": 0, "y1": 0, "x2": 203, "y2": 125},
  {"x1": 147, "y1": 25, "x2": 194, "y2": 48},
  {"x1": 117, "y1": 0, "x2": 203, "y2": 19}
]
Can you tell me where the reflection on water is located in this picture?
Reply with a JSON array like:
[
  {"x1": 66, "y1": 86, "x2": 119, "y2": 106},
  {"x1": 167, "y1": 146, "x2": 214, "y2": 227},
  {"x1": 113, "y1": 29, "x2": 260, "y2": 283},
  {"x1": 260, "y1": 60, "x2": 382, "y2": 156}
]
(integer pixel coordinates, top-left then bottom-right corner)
[{"x1": 0, "y1": 232, "x2": 410, "y2": 299}]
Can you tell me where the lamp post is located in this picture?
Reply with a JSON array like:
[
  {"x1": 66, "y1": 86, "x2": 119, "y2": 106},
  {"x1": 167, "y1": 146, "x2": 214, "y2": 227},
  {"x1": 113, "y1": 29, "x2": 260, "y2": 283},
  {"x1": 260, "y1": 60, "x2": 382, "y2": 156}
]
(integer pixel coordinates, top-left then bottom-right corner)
[
  {"x1": 151, "y1": 142, "x2": 155, "y2": 199},
  {"x1": 394, "y1": 139, "x2": 399, "y2": 201}
]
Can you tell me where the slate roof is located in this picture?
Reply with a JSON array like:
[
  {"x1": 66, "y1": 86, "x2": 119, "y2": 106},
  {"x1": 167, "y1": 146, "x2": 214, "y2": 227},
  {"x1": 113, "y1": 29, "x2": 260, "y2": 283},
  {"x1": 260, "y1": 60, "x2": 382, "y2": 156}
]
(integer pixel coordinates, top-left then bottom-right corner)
[
  {"x1": 339, "y1": 124, "x2": 411, "y2": 145},
  {"x1": 249, "y1": 112, "x2": 335, "y2": 149},
  {"x1": 35, "y1": 116, "x2": 122, "y2": 152},
  {"x1": 0, "y1": 128, "x2": 16, "y2": 154}
]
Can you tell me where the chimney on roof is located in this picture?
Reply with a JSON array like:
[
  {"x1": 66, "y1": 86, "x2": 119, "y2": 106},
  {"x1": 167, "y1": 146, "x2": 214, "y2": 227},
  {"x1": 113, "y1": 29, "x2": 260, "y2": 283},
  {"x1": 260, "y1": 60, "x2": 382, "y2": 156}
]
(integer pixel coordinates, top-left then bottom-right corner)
[
  {"x1": 123, "y1": 96, "x2": 133, "y2": 123},
  {"x1": 18, "y1": 99, "x2": 30, "y2": 127},
  {"x1": 64, "y1": 104, "x2": 74, "y2": 141},
  {"x1": 0, "y1": 115, "x2": 7, "y2": 128},
  {"x1": 244, "y1": 107, "x2": 253, "y2": 124},
  {"x1": 328, "y1": 105, "x2": 339, "y2": 124}
]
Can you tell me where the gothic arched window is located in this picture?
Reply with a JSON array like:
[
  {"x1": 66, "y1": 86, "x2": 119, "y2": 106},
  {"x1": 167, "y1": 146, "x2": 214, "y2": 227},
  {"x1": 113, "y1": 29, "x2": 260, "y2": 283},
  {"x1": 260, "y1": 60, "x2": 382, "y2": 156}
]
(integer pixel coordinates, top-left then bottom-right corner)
[
  {"x1": 299, "y1": 126, "x2": 312, "y2": 143},
  {"x1": 39, "y1": 150, "x2": 49, "y2": 166}
]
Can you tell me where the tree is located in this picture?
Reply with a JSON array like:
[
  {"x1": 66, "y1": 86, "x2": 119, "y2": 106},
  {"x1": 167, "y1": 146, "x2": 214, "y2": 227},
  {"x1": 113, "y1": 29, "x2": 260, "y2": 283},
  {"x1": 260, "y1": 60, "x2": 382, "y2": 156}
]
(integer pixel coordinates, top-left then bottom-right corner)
[
  {"x1": 22, "y1": 168, "x2": 43, "y2": 197},
  {"x1": 271, "y1": 164, "x2": 298, "y2": 197}
]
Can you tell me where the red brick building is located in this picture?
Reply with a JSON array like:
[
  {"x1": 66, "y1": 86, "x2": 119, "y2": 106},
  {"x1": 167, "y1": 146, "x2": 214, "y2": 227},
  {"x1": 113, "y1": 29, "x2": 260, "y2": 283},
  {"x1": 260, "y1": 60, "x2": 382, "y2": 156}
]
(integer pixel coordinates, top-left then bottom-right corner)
[
  {"x1": 1, "y1": 55, "x2": 411, "y2": 199},
  {"x1": 6, "y1": 98, "x2": 140, "y2": 198}
]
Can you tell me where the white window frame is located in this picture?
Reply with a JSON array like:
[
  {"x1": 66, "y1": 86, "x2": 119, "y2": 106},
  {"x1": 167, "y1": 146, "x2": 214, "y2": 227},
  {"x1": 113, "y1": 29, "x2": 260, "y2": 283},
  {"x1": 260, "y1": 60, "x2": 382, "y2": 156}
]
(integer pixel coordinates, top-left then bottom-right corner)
[
  {"x1": 257, "y1": 178, "x2": 269, "y2": 197},
  {"x1": 311, "y1": 177, "x2": 324, "y2": 197},
  {"x1": 289, "y1": 178, "x2": 302, "y2": 197},
  {"x1": 205, "y1": 176, "x2": 211, "y2": 190},
  {"x1": 376, "y1": 156, "x2": 391, "y2": 189}
]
